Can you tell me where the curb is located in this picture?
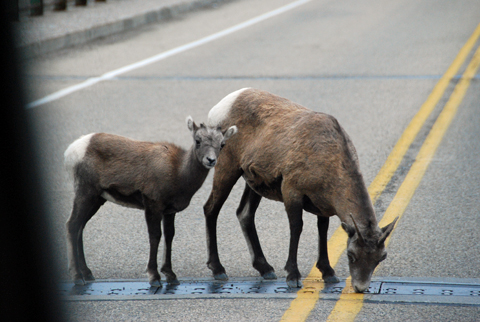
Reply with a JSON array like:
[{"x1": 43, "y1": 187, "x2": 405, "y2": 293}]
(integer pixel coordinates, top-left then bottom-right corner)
[{"x1": 20, "y1": 0, "x2": 234, "y2": 59}]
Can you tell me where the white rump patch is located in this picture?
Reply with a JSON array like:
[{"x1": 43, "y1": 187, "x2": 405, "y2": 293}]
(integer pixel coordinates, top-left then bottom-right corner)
[
  {"x1": 207, "y1": 88, "x2": 250, "y2": 127},
  {"x1": 64, "y1": 133, "x2": 95, "y2": 181}
]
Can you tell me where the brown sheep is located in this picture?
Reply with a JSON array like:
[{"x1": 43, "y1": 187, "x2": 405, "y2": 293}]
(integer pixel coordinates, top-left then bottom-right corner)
[
  {"x1": 64, "y1": 117, "x2": 237, "y2": 286},
  {"x1": 204, "y1": 88, "x2": 397, "y2": 291}
]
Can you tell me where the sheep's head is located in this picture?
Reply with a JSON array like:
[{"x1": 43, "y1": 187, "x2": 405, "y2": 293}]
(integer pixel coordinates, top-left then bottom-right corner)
[
  {"x1": 186, "y1": 116, "x2": 237, "y2": 169},
  {"x1": 341, "y1": 215, "x2": 398, "y2": 293}
]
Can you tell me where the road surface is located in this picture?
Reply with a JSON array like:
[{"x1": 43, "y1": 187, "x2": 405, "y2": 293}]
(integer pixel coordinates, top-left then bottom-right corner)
[{"x1": 23, "y1": 0, "x2": 480, "y2": 320}]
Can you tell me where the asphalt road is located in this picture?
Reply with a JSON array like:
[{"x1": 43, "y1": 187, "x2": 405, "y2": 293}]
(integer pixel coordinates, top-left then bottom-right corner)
[{"x1": 23, "y1": 0, "x2": 480, "y2": 321}]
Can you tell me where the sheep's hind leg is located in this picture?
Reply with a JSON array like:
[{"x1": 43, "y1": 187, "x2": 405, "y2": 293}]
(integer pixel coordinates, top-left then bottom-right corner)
[
  {"x1": 66, "y1": 192, "x2": 104, "y2": 285},
  {"x1": 77, "y1": 229, "x2": 95, "y2": 282},
  {"x1": 236, "y1": 184, "x2": 276, "y2": 280},
  {"x1": 316, "y1": 216, "x2": 339, "y2": 283},
  {"x1": 161, "y1": 213, "x2": 179, "y2": 285}
]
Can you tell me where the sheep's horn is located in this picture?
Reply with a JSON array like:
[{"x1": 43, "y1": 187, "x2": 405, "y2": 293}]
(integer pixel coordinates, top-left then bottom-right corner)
[{"x1": 350, "y1": 214, "x2": 365, "y2": 246}]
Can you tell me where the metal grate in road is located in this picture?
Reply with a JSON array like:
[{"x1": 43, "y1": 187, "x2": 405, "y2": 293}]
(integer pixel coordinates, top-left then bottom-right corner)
[
  {"x1": 58, "y1": 278, "x2": 480, "y2": 305},
  {"x1": 58, "y1": 279, "x2": 296, "y2": 299},
  {"x1": 378, "y1": 281, "x2": 480, "y2": 296}
]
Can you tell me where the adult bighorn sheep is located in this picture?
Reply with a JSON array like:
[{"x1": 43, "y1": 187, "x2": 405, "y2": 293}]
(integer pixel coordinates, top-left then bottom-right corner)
[
  {"x1": 64, "y1": 117, "x2": 237, "y2": 286},
  {"x1": 204, "y1": 88, "x2": 398, "y2": 292}
]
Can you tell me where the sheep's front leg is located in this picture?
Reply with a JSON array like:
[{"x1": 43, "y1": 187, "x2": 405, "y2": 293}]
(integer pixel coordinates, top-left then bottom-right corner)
[
  {"x1": 316, "y1": 216, "x2": 339, "y2": 283},
  {"x1": 203, "y1": 168, "x2": 242, "y2": 280},
  {"x1": 161, "y1": 213, "x2": 179, "y2": 285},
  {"x1": 204, "y1": 204, "x2": 227, "y2": 280},
  {"x1": 284, "y1": 199, "x2": 304, "y2": 288},
  {"x1": 144, "y1": 206, "x2": 162, "y2": 287}
]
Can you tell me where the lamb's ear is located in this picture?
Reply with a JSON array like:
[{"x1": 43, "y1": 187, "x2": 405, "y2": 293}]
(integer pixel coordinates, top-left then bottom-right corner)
[
  {"x1": 186, "y1": 116, "x2": 198, "y2": 133},
  {"x1": 223, "y1": 125, "x2": 238, "y2": 140}
]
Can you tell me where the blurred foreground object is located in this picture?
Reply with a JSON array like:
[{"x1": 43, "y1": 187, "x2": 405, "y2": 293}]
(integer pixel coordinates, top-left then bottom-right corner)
[{"x1": 0, "y1": 2, "x2": 65, "y2": 321}]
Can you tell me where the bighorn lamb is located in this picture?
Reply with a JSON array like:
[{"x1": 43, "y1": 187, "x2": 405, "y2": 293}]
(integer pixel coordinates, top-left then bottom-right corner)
[
  {"x1": 204, "y1": 88, "x2": 398, "y2": 292},
  {"x1": 64, "y1": 117, "x2": 237, "y2": 286}
]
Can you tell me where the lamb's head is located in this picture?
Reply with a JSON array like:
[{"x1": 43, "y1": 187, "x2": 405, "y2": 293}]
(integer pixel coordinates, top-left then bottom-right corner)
[
  {"x1": 186, "y1": 116, "x2": 237, "y2": 169},
  {"x1": 341, "y1": 215, "x2": 398, "y2": 293}
]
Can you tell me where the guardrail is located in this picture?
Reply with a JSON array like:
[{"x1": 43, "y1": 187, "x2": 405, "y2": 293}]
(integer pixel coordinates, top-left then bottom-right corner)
[{"x1": 8, "y1": 0, "x2": 107, "y2": 20}]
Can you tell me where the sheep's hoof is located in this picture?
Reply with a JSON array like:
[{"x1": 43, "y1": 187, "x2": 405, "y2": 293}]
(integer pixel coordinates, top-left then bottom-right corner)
[
  {"x1": 162, "y1": 269, "x2": 179, "y2": 285},
  {"x1": 324, "y1": 275, "x2": 340, "y2": 283},
  {"x1": 262, "y1": 271, "x2": 277, "y2": 280},
  {"x1": 167, "y1": 278, "x2": 180, "y2": 285},
  {"x1": 287, "y1": 279, "x2": 302, "y2": 288},
  {"x1": 73, "y1": 278, "x2": 86, "y2": 286},
  {"x1": 84, "y1": 273, "x2": 95, "y2": 281},
  {"x1": 214, "y1": 273, "x2": 228, "y2": 281},
  {"x1": 149, "y1": 279, "x2": 162, "y2": 287}
]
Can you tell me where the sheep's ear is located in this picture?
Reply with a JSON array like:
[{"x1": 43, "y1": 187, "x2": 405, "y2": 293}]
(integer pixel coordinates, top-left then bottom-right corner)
[
  {"x1": 378, "y1": 216, "x2": 399, "y2": 246},
  {"x1": 186, "y1": 116, "x2": 198, "y2": 133},
  {"x1": 341, "y1": 222, "x2": 355, "y2": 238},
  {"x1": 223, "y1": 125, "x2": 238, "y2": 140}
]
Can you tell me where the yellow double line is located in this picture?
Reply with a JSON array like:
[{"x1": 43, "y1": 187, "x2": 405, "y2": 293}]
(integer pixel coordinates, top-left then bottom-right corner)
[{"x1": 281, "y1": 22, "x2": 480, "y2": 322}]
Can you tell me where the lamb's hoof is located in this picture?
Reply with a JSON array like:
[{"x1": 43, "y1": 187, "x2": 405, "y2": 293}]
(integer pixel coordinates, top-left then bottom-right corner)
[
  {"x1": 214, "y1": 273, "x2": 228, "y2": 281},
  {"x1": 84, "y1": 273, "x2": 95, "y2": 282},
  {"x1": 324, "y1": 275, "x2": 340, "y2": 283},
  {"x1": 149, "y1": 279, "x2": 162, "y2": 288},
  {"x1": 262, "y1": 271, "x2": 277, "y2": 280},
  {"x1": 287, "y1": 279, "x2": 303, "y2": 288},
  {"x1": 167, "y1": 278, "x2": 180, "y2": 285},
  {"x1": 73, "y1": 278, "x2": 86, "y2": 286}
]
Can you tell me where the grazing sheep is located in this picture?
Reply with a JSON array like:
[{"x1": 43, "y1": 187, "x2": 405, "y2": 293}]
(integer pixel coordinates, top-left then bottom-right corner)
[{"x1": 204, "y1": 88, "x2": 397, "y2": 291}]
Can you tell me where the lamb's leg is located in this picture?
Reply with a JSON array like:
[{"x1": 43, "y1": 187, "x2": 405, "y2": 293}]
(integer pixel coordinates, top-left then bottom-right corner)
[
  {"x1": 144, "y1": 205, "x2": 162, "y2": 287},
  {"x1": 161, "y1": 213, "x2": 179, "y2": 285},
  {"x1": 203, "y1": 168, "x2": 242, "y2": 280},
  {"x1": 77, "y1": 226, "x2": 95, "y2": 281},
  {"x1": 236, "y1": 183, "x2": 276, "y2": 279},
  {"x1": 316, "y1": 216, "x2": 339, "y2": 283},
  {"x1": 283, "y1": 198, "x2": 304, "y2": 288},
  {"x1": 66, "y1": 192, "x2": 104, "y2": 285}
]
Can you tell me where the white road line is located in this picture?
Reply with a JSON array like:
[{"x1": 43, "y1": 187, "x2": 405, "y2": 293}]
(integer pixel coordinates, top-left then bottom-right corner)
[{"x1": 26, "y1": 0, "x2": 312, "y2": 109}]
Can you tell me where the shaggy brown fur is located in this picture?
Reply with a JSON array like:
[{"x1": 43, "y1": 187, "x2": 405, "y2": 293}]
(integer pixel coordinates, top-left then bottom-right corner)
[
  {"x1": 204, "y1": 88, "x2": 397, "y2": 291},
  {"x1": 65, "y1": 118, "x2": 237, "y2": 287}
]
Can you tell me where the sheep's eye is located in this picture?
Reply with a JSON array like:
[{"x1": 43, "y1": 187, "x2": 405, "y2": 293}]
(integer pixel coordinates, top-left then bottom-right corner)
[
  {"x1": 195, "y1": 139, "x2": 201, "y2": 146},
  {"x1": 379, "y1": 253, "x2": 387, "y2": 263},
  {"x1": 220, "y1": 142, "x2": 226, "y2": 150},
  {"x1": 347, "y1": 252, "x2": 356, "y2": 263}
]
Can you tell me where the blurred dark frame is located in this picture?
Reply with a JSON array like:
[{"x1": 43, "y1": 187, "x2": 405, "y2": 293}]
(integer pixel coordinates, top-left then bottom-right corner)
[{"x1": 1, "y1": 1, "x2": 65, "y2": 321}]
